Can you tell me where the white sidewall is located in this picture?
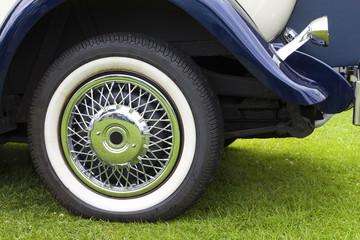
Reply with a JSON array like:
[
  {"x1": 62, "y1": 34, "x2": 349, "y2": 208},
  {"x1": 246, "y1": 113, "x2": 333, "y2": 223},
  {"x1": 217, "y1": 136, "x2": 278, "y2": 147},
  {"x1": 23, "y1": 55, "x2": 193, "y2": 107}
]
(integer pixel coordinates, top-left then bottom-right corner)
[
  {"x1": 44, "y1": 57, "x2": 196, "y2": 212},
  {"x1": 0, "y1": 0, "x2": 18, "y2": 26}
]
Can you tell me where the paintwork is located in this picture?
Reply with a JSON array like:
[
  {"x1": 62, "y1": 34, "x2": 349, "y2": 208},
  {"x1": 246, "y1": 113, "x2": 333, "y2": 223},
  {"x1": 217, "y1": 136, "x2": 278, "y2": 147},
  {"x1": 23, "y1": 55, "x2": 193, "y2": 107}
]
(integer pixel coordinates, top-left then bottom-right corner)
[
  {"x1": 234, "y1": 0, "x2": 296, "y2": 41},
  {"x1": 0, "y1": 0, "x2": 63, "y2": 99},
  {"x1": 284, "y1": 49, "x2": 353, "y2": 114},
  {"x1": 169, "y1": 0, "x2": 353, "y2": 113},
  {"x1": 288, "y1": 0, "x2": 360, "y2": 67},
  {"x1": 0, "y1": 0, "x2": 18, "y2": 26},
  {"x1": 0, "y1": 0, "x2": 354, "y2": 114}
]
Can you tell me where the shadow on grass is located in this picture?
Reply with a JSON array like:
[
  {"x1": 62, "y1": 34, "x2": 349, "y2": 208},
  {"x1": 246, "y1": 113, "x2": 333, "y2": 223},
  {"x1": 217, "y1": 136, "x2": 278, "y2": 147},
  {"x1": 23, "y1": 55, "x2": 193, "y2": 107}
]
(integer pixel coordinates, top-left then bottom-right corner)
[
  {"x1": 0, "y1": 143, "x2": 33, "y2": 176},
  {"x1": 184, "y1": 142, "x2": 350, "y2": 220},
  {"x1": 0, "y1": 141, "x2": 353, "y2": 221},
  {"x1": 0, "y1": 143, "x2": 58, "y2": 212}
]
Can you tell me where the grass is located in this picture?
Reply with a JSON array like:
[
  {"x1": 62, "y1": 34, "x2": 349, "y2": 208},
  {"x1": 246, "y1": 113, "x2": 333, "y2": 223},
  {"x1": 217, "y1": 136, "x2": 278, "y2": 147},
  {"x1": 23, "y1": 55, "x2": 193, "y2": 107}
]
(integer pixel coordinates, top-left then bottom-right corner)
[{"x1": 1, "y1": 110, "x2": 360, "y2": 239}]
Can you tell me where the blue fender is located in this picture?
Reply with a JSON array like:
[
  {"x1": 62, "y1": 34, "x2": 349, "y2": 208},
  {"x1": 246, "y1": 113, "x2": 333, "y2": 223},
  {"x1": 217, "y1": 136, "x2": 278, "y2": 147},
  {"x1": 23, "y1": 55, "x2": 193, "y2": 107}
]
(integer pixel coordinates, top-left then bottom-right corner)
[
  {"x1": 0, "y1": 0, "x2": 353, "y2": 114},
  {"x1": 169, "y1": 0, "x2": 353, "y2": 113},
  {"x1": 0, "y1": 0, "x2": 64, "y2": 97}
]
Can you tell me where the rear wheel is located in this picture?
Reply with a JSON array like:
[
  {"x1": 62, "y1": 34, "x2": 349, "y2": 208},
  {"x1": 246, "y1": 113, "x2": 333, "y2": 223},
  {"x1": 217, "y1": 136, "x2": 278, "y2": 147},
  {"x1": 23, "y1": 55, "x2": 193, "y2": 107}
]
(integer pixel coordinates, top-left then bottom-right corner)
[{"x1": 29, "y1": 33, "x2": 223, "y2": 221}]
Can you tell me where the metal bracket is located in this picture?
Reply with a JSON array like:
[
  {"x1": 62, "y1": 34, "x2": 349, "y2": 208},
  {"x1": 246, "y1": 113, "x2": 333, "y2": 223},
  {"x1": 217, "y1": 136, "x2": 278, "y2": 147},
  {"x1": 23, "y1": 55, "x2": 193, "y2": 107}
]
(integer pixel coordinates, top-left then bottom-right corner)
[
  {"x1": 353, "y1": 62, "x2": 360, "y2": 125},
  {"x1": 274, "y1": 16, "x2": 329, "y2": 61}
]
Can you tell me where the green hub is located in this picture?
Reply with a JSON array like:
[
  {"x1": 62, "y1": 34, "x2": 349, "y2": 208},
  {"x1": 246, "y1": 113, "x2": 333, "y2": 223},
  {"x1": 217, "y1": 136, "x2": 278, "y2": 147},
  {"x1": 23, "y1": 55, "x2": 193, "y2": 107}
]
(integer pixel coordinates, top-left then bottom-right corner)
[
  {"x1": 60, "y1": 74, "x2": 181, "y2": 197},
  {"x1": 89, "y1": 105, "x2": 149, "y2": 166}
]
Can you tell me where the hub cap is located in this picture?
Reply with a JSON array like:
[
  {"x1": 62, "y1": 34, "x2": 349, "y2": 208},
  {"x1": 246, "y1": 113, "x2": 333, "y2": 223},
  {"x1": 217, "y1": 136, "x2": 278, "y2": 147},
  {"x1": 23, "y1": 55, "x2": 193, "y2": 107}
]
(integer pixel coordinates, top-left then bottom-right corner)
[
  {"x1": 89, "y1": 105, "x2": 149, "y2": 166},
  {"x1": 61, "y1": 74, "x2": 181, "y2": 197}
]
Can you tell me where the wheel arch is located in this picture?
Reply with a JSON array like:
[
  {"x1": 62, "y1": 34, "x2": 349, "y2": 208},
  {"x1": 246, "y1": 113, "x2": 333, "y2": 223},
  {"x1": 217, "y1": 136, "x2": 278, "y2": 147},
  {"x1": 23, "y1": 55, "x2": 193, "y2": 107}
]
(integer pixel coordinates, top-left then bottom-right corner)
[{"x1": 0, "y1": 0, "x2": 223, "y2": 123}]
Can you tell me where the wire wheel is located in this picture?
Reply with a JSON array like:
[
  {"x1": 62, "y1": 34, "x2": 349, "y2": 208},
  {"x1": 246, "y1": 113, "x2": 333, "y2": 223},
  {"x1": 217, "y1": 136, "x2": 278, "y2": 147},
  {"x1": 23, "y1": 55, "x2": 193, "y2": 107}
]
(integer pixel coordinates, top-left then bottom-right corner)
[
  {"x1": 61, "y1": 74, "x2": 181, "y2": 197},
  {"x1": 30, "y1": 33, "x2": 222, "y2": 221}
]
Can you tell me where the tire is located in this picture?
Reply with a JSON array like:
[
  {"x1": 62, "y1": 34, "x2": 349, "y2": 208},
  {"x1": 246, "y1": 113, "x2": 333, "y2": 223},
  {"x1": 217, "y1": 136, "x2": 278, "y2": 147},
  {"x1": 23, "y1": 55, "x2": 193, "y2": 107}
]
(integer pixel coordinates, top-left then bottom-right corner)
[{"x1": 29, "y1": 33, "x2": 223, "y2": 221}]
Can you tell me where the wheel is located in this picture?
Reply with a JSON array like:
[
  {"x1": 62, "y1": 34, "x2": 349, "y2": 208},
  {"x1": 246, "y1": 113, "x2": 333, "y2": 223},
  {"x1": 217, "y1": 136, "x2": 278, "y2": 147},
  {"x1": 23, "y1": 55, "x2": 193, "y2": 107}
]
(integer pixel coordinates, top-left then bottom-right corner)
[{"x1": 29, "y1": 33, "x2": 223, "y2": 221}]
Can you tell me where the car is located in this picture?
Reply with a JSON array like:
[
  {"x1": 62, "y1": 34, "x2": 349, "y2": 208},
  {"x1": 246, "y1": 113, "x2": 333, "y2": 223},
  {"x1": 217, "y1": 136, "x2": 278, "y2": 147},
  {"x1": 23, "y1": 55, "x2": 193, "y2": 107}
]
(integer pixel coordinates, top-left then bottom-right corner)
[{"x1": 0, "y1": 0, "x2": 358, "y2": 221}]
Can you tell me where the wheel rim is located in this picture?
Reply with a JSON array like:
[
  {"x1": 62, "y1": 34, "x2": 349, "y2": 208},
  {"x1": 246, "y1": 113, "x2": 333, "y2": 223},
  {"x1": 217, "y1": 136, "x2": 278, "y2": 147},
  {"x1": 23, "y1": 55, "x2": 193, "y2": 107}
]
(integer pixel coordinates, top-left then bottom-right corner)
[{"x1": 61, "y1": 74, "x2": 181, "y2": 197}]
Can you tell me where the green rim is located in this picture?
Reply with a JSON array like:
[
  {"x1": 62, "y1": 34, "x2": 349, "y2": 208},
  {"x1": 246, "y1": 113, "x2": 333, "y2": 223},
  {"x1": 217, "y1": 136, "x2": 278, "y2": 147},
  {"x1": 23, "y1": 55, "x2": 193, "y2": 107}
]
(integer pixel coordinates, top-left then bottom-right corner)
[{"x1": 60, "y1": 74, "x2": 181, "y2": 197}]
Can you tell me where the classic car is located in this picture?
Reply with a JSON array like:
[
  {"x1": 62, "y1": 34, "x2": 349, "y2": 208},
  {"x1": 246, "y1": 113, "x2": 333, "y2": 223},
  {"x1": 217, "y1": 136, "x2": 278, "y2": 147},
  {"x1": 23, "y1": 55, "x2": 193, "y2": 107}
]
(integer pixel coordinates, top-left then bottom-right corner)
[{"x1": 0, "y1": 0, "x2": 359, "y2": 221}]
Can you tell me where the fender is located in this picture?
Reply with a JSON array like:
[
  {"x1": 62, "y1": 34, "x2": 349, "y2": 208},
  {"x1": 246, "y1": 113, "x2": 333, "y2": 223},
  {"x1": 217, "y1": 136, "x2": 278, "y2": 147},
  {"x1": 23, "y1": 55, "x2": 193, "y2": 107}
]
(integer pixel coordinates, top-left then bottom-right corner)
[
  {"x1": 169, "y1": 0, "x2": 353, "y2": 113},
  {"x1": 0, "y1": 0, "x2": 353, "y2": 114},
  {"x1": 0, "y1": 0, "x2": 64, "y2": 98}
]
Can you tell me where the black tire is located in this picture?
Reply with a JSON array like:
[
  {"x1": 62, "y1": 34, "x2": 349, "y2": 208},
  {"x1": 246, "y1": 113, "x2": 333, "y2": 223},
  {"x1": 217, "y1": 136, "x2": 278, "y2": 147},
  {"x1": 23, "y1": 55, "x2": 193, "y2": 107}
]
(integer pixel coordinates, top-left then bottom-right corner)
[{"x1": 29, "y1": 33, "x2": 223, "y2": 221}]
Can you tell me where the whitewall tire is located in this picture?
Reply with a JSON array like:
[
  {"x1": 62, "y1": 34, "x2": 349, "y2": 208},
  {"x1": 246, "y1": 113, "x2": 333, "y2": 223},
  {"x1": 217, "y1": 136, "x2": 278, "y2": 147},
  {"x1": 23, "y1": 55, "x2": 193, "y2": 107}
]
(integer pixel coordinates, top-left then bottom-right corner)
[{"x1": 29, "y1": 33, "x2": 223, "y2": 221}]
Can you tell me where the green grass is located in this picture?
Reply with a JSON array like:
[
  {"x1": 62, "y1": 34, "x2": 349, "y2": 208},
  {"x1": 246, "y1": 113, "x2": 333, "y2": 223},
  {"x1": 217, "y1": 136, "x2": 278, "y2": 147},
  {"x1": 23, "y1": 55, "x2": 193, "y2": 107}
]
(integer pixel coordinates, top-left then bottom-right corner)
[{"x1": 1, "y1": 110, "x2": 360, "y2": 239}]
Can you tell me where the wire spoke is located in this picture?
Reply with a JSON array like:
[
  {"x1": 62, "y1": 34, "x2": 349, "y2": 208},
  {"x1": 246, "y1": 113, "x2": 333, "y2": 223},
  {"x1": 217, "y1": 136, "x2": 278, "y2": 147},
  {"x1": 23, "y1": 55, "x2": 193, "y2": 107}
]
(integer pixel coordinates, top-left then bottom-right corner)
[{"x1": 63, "y1": 75, "x2": 179, "y2": 196}]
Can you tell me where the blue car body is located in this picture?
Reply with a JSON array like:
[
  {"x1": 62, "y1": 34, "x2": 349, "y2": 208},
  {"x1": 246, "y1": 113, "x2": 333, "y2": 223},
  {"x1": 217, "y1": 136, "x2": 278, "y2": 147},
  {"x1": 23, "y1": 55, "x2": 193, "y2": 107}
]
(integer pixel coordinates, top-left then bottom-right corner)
[
  {"x1": 0, "y1": 0, "x2": 356, "y2": 115},
  {"x1": 1, "y1": 0, "x2": 359, "y2": 222}
]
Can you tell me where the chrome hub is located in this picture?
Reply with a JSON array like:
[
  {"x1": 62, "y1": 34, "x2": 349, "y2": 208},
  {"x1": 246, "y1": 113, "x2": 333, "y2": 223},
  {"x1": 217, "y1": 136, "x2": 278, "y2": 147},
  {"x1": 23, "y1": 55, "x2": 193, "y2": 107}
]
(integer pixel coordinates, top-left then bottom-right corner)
[
  {"x1": 61, "y1": 74, "x2": 181, "y2": 197},
  {"x1": 89, "y1": 105, "x2": 149, "y2": 166}
]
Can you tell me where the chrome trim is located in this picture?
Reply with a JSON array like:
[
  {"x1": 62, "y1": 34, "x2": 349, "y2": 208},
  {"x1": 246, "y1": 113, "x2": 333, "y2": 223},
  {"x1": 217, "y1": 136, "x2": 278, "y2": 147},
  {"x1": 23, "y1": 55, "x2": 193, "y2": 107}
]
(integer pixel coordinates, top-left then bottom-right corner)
[
  {"x1": 281, "y1": 28, "x2": 298, "y2": 44},
  {"x1": 353, "y1": 66, "x2": 360, "y2": 125},
  {"x1": 61, "y1": 73, "x2": 181, "y2": 197},
  {"x1": 275, "y1": 16, "x2": 329, "y2": 61},
  {"x1": 315, "y1": 114, "x2": 334, "y2": 128}
]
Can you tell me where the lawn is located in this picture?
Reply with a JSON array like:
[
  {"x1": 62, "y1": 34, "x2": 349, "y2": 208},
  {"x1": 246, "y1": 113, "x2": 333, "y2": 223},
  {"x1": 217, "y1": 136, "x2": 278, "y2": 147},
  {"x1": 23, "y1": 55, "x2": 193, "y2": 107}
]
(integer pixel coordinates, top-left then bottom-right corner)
[{"x1": 0, "y1": 110, "x2": 360, "y2": 239}]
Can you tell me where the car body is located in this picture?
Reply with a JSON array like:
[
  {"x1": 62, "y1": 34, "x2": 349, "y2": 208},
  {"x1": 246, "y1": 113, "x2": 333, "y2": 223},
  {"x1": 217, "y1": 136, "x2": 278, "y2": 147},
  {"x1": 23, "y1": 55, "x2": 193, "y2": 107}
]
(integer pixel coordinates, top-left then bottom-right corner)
[{"x1": 0, "y1": 0, "x2": 358, "y2": 221}]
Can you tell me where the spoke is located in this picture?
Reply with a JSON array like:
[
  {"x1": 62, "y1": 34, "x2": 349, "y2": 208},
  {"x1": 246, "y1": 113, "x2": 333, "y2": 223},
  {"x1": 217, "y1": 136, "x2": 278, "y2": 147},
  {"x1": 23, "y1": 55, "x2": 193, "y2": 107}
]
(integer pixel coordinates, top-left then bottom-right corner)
[
  {"x1": 146, "y1": 151, "x2": 167, "y2": 167},
  {"x1": 150, "y1": 124, "x2": 172, "y2": 135},
  {"x1": 97, "y1": 87, "x2": 105, "y2": 107},
  {"x1": 114, "y1": 83, "x2": 126, "y2": 105},
  {"x1": 128, "y1": 167, "x2": 146, "y2": 184},
  {"x1": 112, "y1": 172, "x2": 123, "y2": 187},
  {"x1": 73, "y1": 105, "x2": 89, "y2": 129},
  {"x1": 85, "y1": 90, "x2": 103, "y2": 111},
  {"x1": 127, "y1": 84, "x2": 138, "y2": 109},
  {"x1": 129, "y1": 87, "x2": 142, "y2": 108},
  {"x1": 71, "y1": 143, "x2": 91, "y2": 160},
  {"x1": 93, "y1": 162, "x2": 107, "y2": 179},
  {"x1": 103, "y1": 164, "x2": 115, "y2": 186},
  {"x1": 137, "y1": 99, "x2": 158, "y2": 112},
  {"x1": 68, "y1": 127, "x2": 89, "y2": 144},
  {"x1": 139, "y1": 157, "x2": 161, "y2": 174},
  {"x1": 141, "y1": 157, "x2": 169, "y2": 162},
  {"x1": 71, "y1": 111, "x2": 93, "y2": 120},
  {"x1": 131, "y1": 164, "x2": 154, "y2": 181},
  {"x1": 72, "y1": 117, "x2": 88, "y2": 132},
  {"x1": 141, "y1": 163, "x2": 162, "y2": 171},
  {"x1": 147, "y1": 142, "x2": 171, "y2": 156},
  {"x1": 148, "y1": 103, "x2": 163, "y2": 120},
  {"x1": 140, "y1": 94, "x2": 155, "y2": 117},
  {"x1": 148, "y1": 147, "x2": 172, "y2": 153},
  {"x1": 125, "y1": 166, "x2": 131, "y2": 186},
  {"x1": 78, "y1": 156, "x2": 93, "y2": 165},
  {"x1": 138, "y1": 159, "x2": 149, "y2": 182},
  {"x1": 149, "y1": 134, "x2": 173, "y2": 146},
  {"x1": 81, "y1": 99, "x2": 91, "y2": 118},
  {"x1": 116, "y1": 168, "x2": 132, "y2": 187},
  {"x1": 67, "y1": 128, "x2": 88, "y2": 138},
  {"x1": 146, "y1": 119, "x2": 171, "y2": 123},
  {"x1": 64, "y1": 77, "x2": 179, "y2": 196},
  {"x1": 70, "y1": 150, "x2": 94, "y2": 157},
  {"x1": 105, "y1": 82, "x2": 116, "y2": 105},
  {"x1": 147, "y1": 113, "x2": 171, "y2": 130},
  {"x1": 70, "y1": 137, "x2": 88, "y2": 149},
  {"x1": 137, "y1": 88, "x2": 143, "y2": 109},
  {"x1": 84, "y1": 155, "x2": 98, "y2": 175}
]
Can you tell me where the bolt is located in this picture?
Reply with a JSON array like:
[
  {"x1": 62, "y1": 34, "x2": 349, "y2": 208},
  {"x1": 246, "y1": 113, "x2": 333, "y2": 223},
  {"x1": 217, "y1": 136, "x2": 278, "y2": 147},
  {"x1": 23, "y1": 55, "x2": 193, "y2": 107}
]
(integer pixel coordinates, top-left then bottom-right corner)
[
  {"x1": 132, "y1": 143, "x2": 136, "y2": 148},
  {"x1": 96, "y1": 131, "x2": 101, "y2": 136}
]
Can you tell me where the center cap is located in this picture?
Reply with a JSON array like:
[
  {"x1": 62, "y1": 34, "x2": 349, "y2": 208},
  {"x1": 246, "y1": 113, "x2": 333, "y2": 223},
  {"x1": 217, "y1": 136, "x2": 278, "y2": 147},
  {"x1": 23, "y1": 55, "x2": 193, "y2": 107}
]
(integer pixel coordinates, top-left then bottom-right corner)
[{"x1": 89, "y1": 105, "x2": 149, "y2": 166}]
